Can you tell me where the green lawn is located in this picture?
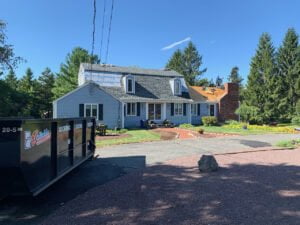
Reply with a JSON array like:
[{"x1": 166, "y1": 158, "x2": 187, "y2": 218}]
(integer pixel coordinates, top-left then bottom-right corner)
[
  {"x1": 185, "y1": 124, "x2": 297, "y2": 135},
  {"x1": 276, "y1": 139, "x2": 300, "y2": 148},
  {"x1": 96, "y1": 129, "x2": 161, "y2": 148}
]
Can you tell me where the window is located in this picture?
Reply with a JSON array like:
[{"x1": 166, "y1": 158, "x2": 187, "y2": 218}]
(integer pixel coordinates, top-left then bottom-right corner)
[
  {"x1": 191, "y1": 104, "x2": 197, "y2": 116},
  {"x1": 174, "y1": 103, "x2": 183, "y2": 116},
  {"x1": 210, "y1": 104, "x2": 215, "y2": 116},
  {"x1": 126, "y1": 103, "x2": 136, "y2": 116},
  {"x1": 126, "y1": 77, "x2": 134, "y2": 93},
  {"x1": 148, "y1": 104, "x2": 162, "y2": 120},
  {"x1": 85, "y1": 104, "x2": 98, "y2": 118},
  {"x1": 174, "y1": 79, "x2": 181, "y2": 95}
]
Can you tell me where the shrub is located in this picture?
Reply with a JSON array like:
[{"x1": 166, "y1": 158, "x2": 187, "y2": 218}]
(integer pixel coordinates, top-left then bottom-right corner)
[
  {"x1": 235, "y1": 104, "x2": 263, "y2": 124},
  {"x1": 179, "y1": 123, "x2": 194, "y2": 128},
  {"x1": 292, "y1": 116, "x2": 300, "y2": 125},
  {"x1": 225, "y1": 120, "x2": 240, "y2": 125},
  {"x1": 198, "y1": 128, "x2": 204, "y2": 134},
  {"x1": 202, "y1": 116, "x2": 218, "y2": 126},
  {"x1": 118, "y1": 129, "x2": 128, "y2": 134}
]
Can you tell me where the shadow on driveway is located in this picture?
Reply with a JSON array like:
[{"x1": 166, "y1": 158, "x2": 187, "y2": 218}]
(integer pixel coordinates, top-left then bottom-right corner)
[{"x1": 0, "y1": 156, "x2": 146, "y2": 225}]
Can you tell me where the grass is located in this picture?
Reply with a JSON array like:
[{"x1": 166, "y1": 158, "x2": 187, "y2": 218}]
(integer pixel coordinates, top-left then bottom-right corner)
[
  {"x1": 96, "y1": 129, "x2": 161, "y2": 148},
  {"x1": 276, "y1": 139, "x2": 300, "y2": 148},
  {"x1": 185, "y1": 123, "x2": 297, "y2": 135}
]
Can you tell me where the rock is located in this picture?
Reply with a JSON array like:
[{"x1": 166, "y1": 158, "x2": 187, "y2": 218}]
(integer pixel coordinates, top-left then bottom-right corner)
[{"x1": 198, "y1": 155, "x2": 219, "y2": 172}]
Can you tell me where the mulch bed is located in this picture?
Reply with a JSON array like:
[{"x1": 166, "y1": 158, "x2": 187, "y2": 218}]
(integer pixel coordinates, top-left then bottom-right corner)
[
  {"x1": 151, "y1": 129, "x2": 178, "y2": 140},
  {"x1": 96, "y1": 133, "x2": 131, "y2": 141}
]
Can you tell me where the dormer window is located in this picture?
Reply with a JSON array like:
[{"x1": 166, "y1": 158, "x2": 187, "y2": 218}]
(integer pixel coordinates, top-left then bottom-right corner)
[
  {"x1": 126, "y1": 75, "x2": 135, "y2": 94},
  {"x1": 174, "y1": 79, "x2": 181, "y2": 95}
]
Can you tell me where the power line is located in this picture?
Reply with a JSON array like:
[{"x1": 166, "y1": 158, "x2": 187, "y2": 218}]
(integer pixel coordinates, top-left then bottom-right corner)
[
  {"x1": 104, "y1": 0, "x2": 115, "y2": 64},
  {"x1": 91, "y1": 0, "x2": 97, "y2": 60},
  {"x1": 99, "y1": 0, "x2": 107, "y2": 62},
  {"x1": 90, "y1": 0, "x2": 97, "y2": 80}
]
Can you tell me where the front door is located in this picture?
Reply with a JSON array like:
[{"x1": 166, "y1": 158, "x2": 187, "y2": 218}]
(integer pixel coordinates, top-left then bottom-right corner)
[{"x1": 148, "y1": 104, "x2": 162, "y2": 121}]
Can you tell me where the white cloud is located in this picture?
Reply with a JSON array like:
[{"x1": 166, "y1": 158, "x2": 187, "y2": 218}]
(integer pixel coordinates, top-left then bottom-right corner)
[{"x1": 161, "y1": 37, "x2": 191, "y2": 51}]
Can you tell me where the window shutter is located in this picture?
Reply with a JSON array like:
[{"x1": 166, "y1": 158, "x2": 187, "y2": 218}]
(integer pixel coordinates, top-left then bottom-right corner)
[
  {"x1": 79, "y1": 104, "x2": 84, "y2": 117},
  {"x1": 124, "y1": 104, "x2": 126, "y2": 117},
  {"x1": 197, "y1": 104, "x2": 201, "y2": 116},
  {"x1": 137, "y1": 103, "x2": 140, "y2": 116},
  {"x1": 98, "y1": 104, "x2": 103, "y2": 120},
  {"x1": 183, "y1": 103, "x2": 187, "y2": 116},
  {"x1": 171, "y1": 103, "x2": 174, "y2": 116}
]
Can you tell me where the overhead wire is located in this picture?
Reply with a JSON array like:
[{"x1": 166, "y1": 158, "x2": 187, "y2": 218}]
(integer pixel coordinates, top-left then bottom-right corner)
[
  {"x1": 90, "y1": 0, "x2": 97, "y2": 80},
  {"x1": 104, "y1": 0, "x2": 115, "y2": 64},
  {"x1": 99, "y1": 0, "x2": 107, "y2": 62}
]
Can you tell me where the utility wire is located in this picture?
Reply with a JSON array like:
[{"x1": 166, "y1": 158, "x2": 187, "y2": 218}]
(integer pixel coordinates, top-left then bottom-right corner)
[
  {"x1": 90, "y1": 0, "x2": 97, "y2": 80},
  {"x1": 99, "y1": 0, "x2": 107, "y2": 62},
  {"x1": 104, "y1": 0, "x2": 115, "y2": 64}
]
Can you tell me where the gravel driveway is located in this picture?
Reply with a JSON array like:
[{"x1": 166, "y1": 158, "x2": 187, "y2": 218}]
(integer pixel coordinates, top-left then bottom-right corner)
[{"x1": 42, "y1": 148, "x2": 300, "y2": 225}]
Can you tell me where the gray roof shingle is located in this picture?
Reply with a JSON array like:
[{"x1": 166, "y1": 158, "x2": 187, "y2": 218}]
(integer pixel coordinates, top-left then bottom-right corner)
[
  {"x1": 99, "y1": 75, "x2": 192, "y2": 102},
  {"x1": 82, "y1": 63, "x2": 183, "y2": 77}
]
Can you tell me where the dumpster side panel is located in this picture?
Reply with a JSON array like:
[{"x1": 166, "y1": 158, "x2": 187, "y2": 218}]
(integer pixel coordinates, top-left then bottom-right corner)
[
  {"x1": 74, "y1": 120, "x2": 83, "y2": 164},
  {"x1": 0, "y1": 120, "x2": 22, "y2": 167},
  {"x1": 57, "y1": 121, "x2": 72, "y2": 175},
  {"x1": 21, "y1": 121, "x2": 52, "y2": 193}
]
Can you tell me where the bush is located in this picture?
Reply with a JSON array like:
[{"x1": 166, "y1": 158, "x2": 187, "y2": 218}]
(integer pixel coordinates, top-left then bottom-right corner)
[
  {"x1": 198, "y1": 128, "x2": 204, "y2": 134},
  {"x1": 225, "y1": 120, "x2": 240, "y2": 125},
  {"x1": 202, "y1": 116, "x2": 218, "y2": 126},
  {"x1": 235, "y1": 104, "x2": 263, "y2": 124},
  {"x1": 292, "y1": 116, "x2": 300, "y2": 125},
  {"x1": 179, "y1": 123, "x2": 194, "y2": 128},
  {"x1": 118, "y1": 129, "x2": 128, "y2": 134}
]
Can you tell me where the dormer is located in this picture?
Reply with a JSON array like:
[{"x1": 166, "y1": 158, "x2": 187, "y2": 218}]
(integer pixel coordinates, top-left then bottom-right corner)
[
  {"x1": 173, "y1": 78, "x2": 182, "y2": 96},
  {"x1": 125, "y1": 75, "x2": 135, "y2": 94}
]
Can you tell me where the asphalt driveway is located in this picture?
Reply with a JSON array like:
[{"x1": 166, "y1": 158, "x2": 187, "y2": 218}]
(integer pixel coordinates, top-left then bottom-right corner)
[{"x1": 97, "y1": 133, "x2": 300, "y2": 165}]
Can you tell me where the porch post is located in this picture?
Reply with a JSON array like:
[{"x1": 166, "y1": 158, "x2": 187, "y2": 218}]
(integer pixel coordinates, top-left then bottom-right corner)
[
  {"x1": 122, "y1": 102, "x2": 125, "y2": 128},
  {"x1": 145, "y1": 103, "x2": 149, "y2": 120},
  {"x1": 163, "y1": 103, "x2": 167, "y2": 120}
]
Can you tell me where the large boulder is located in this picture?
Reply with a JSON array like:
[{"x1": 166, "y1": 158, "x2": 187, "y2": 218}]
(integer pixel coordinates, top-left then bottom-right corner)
[{"x1": 198, "y1": 155, "x2": 219, "y2": 172}]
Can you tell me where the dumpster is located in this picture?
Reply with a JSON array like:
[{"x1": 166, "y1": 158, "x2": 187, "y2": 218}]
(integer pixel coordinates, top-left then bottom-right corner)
[{"x1": 0, "y1": 117, "x2": 96, "y2": 197}]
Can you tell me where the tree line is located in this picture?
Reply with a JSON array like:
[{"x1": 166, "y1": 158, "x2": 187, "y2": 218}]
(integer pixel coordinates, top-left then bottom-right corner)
[
  {"x1": 1, "y1": 18, "x2": 299, "y2": 123},
  {"x1": 166, "y1": 29, "x2": 300, "y2": 124}
]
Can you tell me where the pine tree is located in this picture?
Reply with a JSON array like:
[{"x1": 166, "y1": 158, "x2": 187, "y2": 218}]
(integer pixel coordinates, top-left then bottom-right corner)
[
  {"x1": 4, "y1": 69, "x2": 18, "y2": 89},
  {"x1": 52, "y1": 47, "x2": 99, "y2": 99},
  {"x1": 228, "y1": 66, "x2": 243, "y2": 85},
  {"x1": 276, "y1": 28, "x2": 300, "y2": 120},
  {"x1": 36, "y1": 68, "x2": 55, "y2": 117},
  {"x1": 215, "y1": 75, "x2": 223, "y2": 87},
  {"x1": 18, "y1": 68, "x2": 39, "y2": 117},
  {"x1": 166, "y1": 41, "x2": 206, "y2": 85},
  {"x1": 182, "y1": 42, "x2": 207, "y2": 85},
  {"x1": 166, "y1": 49, "x2": 184, "y2": 75},
  {"x1": 244, "y1": 33, "x2": 276, "y2": 123}
]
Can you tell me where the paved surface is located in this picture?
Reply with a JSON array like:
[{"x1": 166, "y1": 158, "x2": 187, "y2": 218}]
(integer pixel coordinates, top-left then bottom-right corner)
[
  {"x1": 97, "y1": 133, "x2": 300, "y2": 165},
  {"x1": 1, "y1": 133, "x2": 299, "y2": 225},
  {"x1": 42, "y1": 149, "x2": 300, "y2": 225}
]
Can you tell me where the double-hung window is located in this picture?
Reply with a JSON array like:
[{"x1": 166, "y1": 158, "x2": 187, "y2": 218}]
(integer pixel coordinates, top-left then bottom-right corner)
[
  {"x1": 85, "y1": 104, "x2": 98, "y2": 118},
  {"x1": 174, "y1": 79, "x2": 181, "y2": 95},
  {"x1": 126, "y1": 77, "x2": 134, "y2": 93},
  {"x1": 126, "y1": 103, "x2": 136, "y2": 116},
  {"x1": 191, "y1": 104, "x2": 197, "y2": 116},
  {"x1": 174, "y1": 103, "x2": 183, "y2": 116}
]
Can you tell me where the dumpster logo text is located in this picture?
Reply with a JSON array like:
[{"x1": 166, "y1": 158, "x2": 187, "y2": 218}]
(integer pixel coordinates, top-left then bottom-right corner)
[{"x1": 24, "y1": 129, "x2": 51, "y2": 150}]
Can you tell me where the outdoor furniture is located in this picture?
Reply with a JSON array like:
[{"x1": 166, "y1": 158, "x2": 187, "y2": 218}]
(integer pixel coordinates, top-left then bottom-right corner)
[
  {"x1": 96, "y1": 124, "x2": 107, "y2": 136},
  {"x1": 140, "y1": 120, "x2": 175, "y2": 129}
]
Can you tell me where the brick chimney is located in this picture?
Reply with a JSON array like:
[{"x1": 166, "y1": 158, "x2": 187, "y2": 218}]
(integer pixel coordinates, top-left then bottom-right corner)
[{"x1": 218, "y1": 83, "x2": 239, "y2": 121}]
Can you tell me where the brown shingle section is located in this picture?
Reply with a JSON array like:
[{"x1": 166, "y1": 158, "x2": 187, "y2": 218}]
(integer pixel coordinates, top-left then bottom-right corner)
[{"x1": 189, "y1": 86, "x2": 226, "y2": 102}]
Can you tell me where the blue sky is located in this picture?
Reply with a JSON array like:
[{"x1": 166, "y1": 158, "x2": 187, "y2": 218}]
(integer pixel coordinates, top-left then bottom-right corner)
[{"x1": 2, "y1": 0, "x2": 300, "y2": 82}]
